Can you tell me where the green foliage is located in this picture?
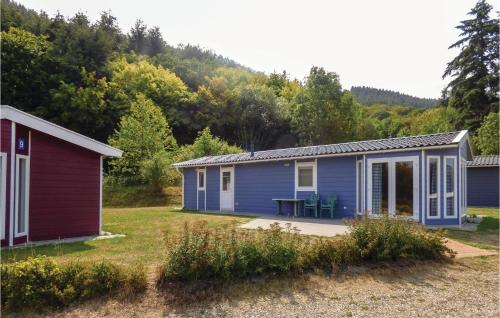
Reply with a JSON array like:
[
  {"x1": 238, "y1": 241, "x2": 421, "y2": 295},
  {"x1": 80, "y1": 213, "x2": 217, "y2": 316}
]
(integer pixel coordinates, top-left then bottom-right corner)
[
  {"x1": 140, "y1": 151, "x2": 178, "y2": 192},
  {"x1": 290, "y1": 67, "x2": 363, "y2": 145},
  {"x1": 1, "y1": 27, "x2": 61, "y2": 112},
  {"x1": 109, "y1": 58, "x2": 195, "y2": 142},
  {"x1": 443, "y1": 0, "x2": 499, "y2": 129},
  {"x1": 0, "y1": 256, "x2": 147, "y2": 311},
  {"x1": 108, "y1": 94, "x2": 177, "y2": 184},
  {"x1": 351, "y1": 86, "x2": 438, "y2": 108},
  {"x1": 473, "y1": 112, "x2": 499, "y2": 154},
  {"x1": 158, "y1": 218, "x2": 452, "y2": 283},
  {"x1": 47, "y1": 69, "x2": 129, "y2": 142},
  {"x1": 175, "y1": 127, "x2": 242, "y2": 163},
  {"x1": 347, "y1": 216, "x2": 454, "y2": 261}
]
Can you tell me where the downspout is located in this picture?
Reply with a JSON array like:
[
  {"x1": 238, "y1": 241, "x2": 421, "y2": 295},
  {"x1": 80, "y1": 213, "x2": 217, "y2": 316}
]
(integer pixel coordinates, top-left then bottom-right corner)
[{"x1": 421, "y1": 149, "x2": 425, "y2": 225}]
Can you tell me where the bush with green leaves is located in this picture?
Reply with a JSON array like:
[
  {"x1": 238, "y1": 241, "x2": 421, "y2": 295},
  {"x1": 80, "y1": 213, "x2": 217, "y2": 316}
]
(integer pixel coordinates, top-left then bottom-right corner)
[
  {"x1": 1, "y1": 257, "x2": 147, "y2": 311},
  {"x1": 158, "y1": 217, "x2": 453, "y2": 284},
  {"x1": 347, "y1": 216, "x2": 454, "y2": 261}
]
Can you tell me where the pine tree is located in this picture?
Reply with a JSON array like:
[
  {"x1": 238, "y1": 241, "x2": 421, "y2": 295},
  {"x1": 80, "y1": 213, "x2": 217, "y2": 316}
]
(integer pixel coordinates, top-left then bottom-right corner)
[{"x1": 442, "y1": 0, "x2": 499, "y2": 129}]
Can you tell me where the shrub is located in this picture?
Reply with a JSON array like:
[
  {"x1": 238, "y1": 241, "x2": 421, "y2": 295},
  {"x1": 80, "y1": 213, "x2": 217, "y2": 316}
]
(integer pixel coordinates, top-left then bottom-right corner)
[
  {"x1": 158, "y1": 217, "x2": 453, "y2": 284},
  {"x1": 158, "y1": 222, "x2": 305, "y2": 283},
  {"x1": 1, "y1": 256, "x2": 147, "y2": 311},
  {"x1": 347, "y1": 216, "x2": 453, "y2": 261}
]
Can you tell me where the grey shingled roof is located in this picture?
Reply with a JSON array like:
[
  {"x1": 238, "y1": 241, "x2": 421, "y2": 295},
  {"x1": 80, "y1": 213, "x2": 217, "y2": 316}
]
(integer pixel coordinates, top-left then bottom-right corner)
[
  {"x1": 467, "y1": 155, "x2": 500, "y2": 167},
  {"x1": 173, "y1": 131, "x2": 465, "y2": 168}
]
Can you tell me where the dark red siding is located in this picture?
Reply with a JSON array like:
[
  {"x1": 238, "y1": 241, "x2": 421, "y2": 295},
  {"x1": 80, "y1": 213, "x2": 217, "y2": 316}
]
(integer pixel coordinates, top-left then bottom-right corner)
[
  {"x1": 1, "y1": 119, "x2": 11, "y2": 247},
  {"x1": 29, "y1": 129, "x2": 101, "y2": 241}
]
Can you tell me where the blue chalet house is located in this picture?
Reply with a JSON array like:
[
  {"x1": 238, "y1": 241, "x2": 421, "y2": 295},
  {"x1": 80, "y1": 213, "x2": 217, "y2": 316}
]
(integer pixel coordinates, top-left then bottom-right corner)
[
  {"x1": 467, "y1": 155, "x2": 499, "y2": 207},
  {"x1": 173, "y1": 131, "x2": 473, "y2": 226}
]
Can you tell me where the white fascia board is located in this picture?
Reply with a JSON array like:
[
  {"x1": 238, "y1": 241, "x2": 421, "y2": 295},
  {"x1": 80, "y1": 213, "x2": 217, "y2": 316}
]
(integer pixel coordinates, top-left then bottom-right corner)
[{"x1": 1, "y1": 105, "x2": 122, "y2": 157}]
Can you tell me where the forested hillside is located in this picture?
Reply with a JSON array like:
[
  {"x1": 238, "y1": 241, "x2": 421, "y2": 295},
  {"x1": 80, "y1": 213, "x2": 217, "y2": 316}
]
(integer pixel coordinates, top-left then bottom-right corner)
[
  {"x1": 1, "y1": 0, "x2": 498, "y2": 191},
  {"x1": 350, "y1": 86, "x2": 438, "y2": 108}
]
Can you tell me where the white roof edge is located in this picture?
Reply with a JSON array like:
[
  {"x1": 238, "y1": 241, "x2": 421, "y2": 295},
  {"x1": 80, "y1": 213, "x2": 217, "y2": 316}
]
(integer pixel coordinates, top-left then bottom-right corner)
[
  {"x1": 452, "y1": 130, "x2": 468, "y2": 143},
  {"x1": 0, "y1": 105, "x2": 122, "y2": 157}
]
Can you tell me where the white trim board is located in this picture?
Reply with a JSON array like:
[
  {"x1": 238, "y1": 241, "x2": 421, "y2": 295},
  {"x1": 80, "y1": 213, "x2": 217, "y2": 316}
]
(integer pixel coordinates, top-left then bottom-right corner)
[
  {"x1": 9, "y1": 122, "x2": 15, "y2": 246},
  {"x1": 0, "y1": 152, "x2": 7, "y2": 240},
  {"x1": 14, "y1": 154, "x2": 29, "y2": 238},
  {"x1": 443, "y1": 156, "x2": 457, "y2": 219},
  {"x1": 1, "y1": 105, "x2": 122, "y2": 157},
  {"x1": 426, "y1": 156, "x2": 441, "y2": 219}
]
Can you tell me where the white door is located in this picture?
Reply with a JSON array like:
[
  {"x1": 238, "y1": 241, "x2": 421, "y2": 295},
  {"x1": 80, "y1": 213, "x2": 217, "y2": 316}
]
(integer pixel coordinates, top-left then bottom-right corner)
[{"x1": 220, "y1": 167, "x2": 234, "y2": 211}]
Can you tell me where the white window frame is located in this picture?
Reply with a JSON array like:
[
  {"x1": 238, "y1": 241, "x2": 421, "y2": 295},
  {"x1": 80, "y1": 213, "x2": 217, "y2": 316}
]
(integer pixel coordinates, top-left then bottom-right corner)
[
  {"x1": 367, "y1": 156, "x2": 419, "y2": 220},
  {"x1": 14, "y1": 154, "x2": 30, "y2": 237},
  {"x1": 460, "y1": 159, "x2": 467, "y2": 217},
  {"x1": 426, "y1": 156, "x2": 440, "y2": 219},
  {"x1": 0, "y1": 152, "x2": 7, "y2": 240},
  {"x1": 356, "y1": 159, "x2": 364, "y2": 215},
  {"x1": 197, "y1": 168, "x2": 206, "y2": 191},
  {"x1": 295, "y1": 161, "x2": 317, "y2": 192},
  {"x1": 443, "y1": 156, "x2": 457, "y2": 218}
]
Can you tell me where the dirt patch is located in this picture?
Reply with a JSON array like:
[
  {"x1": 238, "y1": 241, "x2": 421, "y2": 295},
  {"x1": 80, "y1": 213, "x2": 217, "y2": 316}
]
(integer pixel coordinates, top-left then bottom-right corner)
[{"x1": 28, "y1": 256, "x2": 498, "y2": 318}]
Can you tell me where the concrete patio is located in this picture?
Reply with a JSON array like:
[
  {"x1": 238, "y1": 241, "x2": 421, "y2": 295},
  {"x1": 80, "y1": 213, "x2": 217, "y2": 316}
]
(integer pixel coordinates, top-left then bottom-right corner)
[{"x1": 239, "y1": 215, "x2": 349, "y2": 237}]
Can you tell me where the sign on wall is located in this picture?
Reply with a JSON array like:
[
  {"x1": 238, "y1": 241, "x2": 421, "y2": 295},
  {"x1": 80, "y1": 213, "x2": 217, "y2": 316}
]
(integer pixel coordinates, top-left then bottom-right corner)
[{"x1": 17, "y1": 137, "x2": 25, "y2": 150}]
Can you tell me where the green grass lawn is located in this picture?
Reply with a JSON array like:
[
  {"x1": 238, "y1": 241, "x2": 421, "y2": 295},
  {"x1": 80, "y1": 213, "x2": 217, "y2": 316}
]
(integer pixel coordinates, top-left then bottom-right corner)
[
  {"x1": 445, "y1": 206, "x2": 499, "y2": 250},
  {"x1": 1, "y1": 207, "x2": 252, "y2": 266}
]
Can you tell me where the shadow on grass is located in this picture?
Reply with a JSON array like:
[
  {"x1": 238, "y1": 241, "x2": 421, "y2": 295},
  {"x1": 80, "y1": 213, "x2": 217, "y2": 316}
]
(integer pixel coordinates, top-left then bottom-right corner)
[{"x1": 1, "y1": 240, "x2": 97, "y2": 263}]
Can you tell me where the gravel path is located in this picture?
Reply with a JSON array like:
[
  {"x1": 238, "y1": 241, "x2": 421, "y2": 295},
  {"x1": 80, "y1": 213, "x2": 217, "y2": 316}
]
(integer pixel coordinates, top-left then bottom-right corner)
[{"x1": 46, "y1": 256, "x2": 498, "y2": 318}]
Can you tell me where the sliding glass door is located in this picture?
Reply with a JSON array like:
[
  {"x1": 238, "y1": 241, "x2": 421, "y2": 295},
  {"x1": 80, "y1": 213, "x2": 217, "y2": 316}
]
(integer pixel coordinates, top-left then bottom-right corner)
[{"x1": 368, "y1": 157, "x2": 419, "y2": 219}]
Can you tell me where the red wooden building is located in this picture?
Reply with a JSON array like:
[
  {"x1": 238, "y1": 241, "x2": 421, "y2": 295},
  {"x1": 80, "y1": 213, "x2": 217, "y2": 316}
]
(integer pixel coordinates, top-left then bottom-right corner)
[{"x1": 0, "y1": 105, "x2": 122, "y2": 247}]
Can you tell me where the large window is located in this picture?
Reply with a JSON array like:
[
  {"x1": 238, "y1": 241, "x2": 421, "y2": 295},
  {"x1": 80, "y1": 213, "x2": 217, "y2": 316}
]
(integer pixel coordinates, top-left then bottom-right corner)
[
  {"x1": 15, "y1": 155, "x2": 29, "y2": 236},
  {"x1": 395, "y1": 161, "x2": 414, "y2": 217},
  {"x1": 427, "y1": 156, "x2": 440, "y2": 219},
  {"x1": 444, "y1": 157, "x2": 456, "y2": 218},
  {"x1": 296, "y1": 162, "x2": 316, "y2": 191},
  {"x1": 197, "y1": 169, "x2": 205, "y2": 190},
  {"x1": 371, "y1": 162, "x2": 389, "y2": 215}
]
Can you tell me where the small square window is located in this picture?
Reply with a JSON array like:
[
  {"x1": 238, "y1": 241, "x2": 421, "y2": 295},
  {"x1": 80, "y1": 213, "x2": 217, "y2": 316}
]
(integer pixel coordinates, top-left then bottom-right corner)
[
  {"x1": 198, "y1": 171, "x2": 205, "y2": 189},
  {"x1": 296, "y1": 163, "x2": 315, "y2": 190}
]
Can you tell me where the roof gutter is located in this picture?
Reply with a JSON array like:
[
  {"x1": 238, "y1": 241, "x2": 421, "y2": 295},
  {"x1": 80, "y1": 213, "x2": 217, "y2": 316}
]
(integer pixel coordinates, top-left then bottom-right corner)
[{"x1": 173, "y1": 143, "x2": 460, "y2": 168}]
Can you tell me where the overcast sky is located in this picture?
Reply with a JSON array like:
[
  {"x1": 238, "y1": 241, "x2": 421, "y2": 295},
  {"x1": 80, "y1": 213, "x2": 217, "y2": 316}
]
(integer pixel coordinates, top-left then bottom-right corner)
[{"x1": 20, "y1": 0, "x2": 486, "y2": 98}]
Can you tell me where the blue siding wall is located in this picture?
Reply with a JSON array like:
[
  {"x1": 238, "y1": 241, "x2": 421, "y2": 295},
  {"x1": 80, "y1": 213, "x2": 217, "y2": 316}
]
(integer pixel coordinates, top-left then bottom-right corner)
[
  {"x1": 468, "y1": 167, "x2": 499, "y2": 207},
  {"x1": 317, "y1": 156, "x2": 357, "y2": 218},
  {"x1": 206, "y1": 166, "x2": 220, "y2": 210},
  {"x1": 183, "y1": 168, "x2": 197, "y2": 210},
  {"x1": 235, "y1": 161, "x2": 294, "y2": 214}
]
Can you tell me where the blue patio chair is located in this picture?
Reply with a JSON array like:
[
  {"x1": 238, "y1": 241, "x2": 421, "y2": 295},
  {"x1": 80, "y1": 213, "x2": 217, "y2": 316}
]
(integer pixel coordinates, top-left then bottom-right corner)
[
  {"x1": 320, "y1": 194, "x2": 337, "y2": 218},
  {"x1": 303, "y1": 193, "x2": 319, "y2": 217}
]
